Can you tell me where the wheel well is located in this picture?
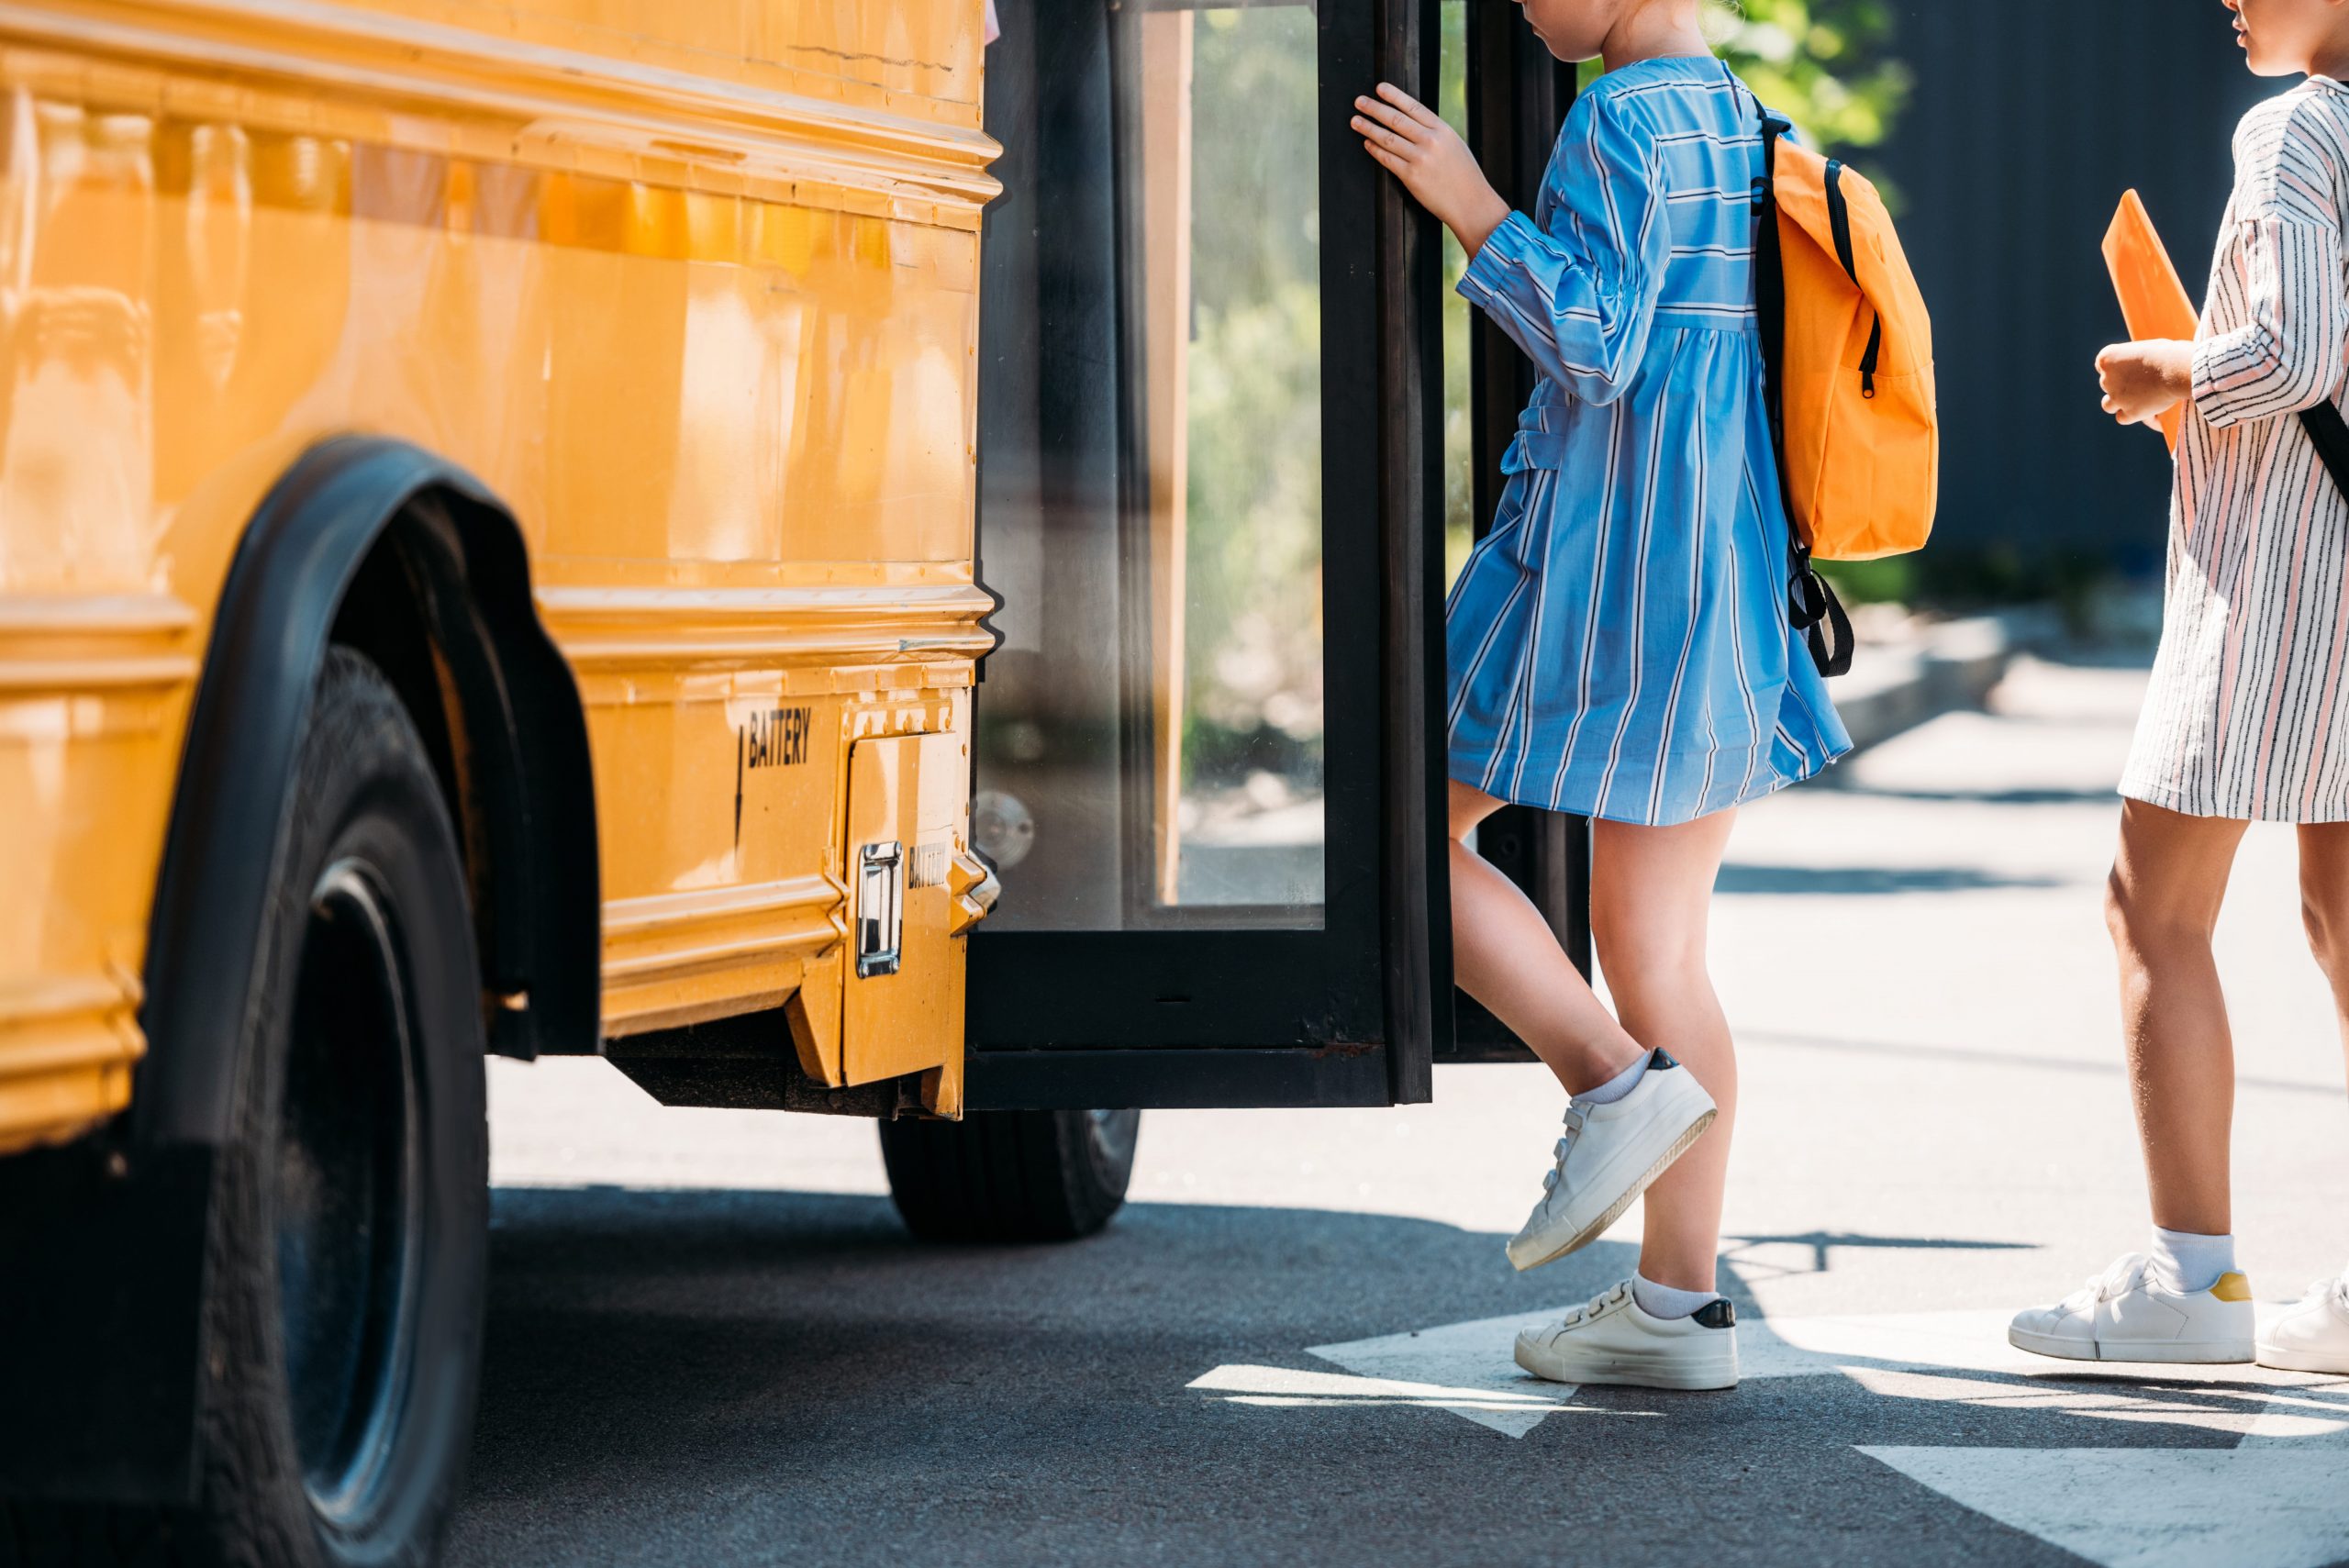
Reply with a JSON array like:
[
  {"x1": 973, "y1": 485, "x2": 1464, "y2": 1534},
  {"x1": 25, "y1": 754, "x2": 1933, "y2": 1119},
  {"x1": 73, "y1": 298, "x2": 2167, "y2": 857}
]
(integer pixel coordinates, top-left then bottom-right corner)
[
  {"x1": 141, "y1": 437, "x2": 604, "y2": 1158},
  {"x1": 325, "y1": 491, "x2": 599, "y2": 1058},
  {"x1": 332, "y1": 528, "x2": 465, "y2": 871}
]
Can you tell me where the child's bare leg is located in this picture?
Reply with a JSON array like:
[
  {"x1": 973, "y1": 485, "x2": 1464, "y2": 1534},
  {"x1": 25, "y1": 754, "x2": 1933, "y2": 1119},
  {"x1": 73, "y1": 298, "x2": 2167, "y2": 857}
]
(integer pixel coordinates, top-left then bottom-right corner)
[
  {"x1": 2110, "y1": 800, "x2": 2250, "y2": 1236},
  {"x1": 1588, "y1": 809, "x2": 1741, "y2": 1296},
  {"x1": 2296, "y1": 823, "x2": 2349, "y2": 1062},
  {"x1": 2009, "y1": 801, "x2": 2259, "y2": 1362},
  {"x1": 1448, "y1": 780, "x2": 1645, "y2": 1095}
]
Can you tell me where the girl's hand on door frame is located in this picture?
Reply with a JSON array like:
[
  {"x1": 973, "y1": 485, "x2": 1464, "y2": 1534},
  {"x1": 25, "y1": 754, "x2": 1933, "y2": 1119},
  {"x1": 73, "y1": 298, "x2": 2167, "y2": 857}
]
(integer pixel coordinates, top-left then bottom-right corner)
[{"x1": 1354, "y1": 83, "x2": 1511, "y2": 259}]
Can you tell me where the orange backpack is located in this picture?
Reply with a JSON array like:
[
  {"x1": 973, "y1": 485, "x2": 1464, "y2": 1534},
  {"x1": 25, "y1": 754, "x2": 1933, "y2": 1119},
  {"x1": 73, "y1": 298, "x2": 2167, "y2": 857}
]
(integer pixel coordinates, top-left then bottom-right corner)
[{"x1": 1754, "y1": 104, "x2": 1940, "y2": 675}]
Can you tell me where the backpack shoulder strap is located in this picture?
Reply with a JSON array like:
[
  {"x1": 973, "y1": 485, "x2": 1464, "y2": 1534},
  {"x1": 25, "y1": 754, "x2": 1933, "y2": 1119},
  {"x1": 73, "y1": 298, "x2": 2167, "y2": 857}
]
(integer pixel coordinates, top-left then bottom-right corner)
[
  {"x1": 2302, "y1": 400, "x2": 2349, "y2": 500},
  {"x1": 1747, "y1": 93, "x2": 1854, "y2": 678},
  {"x1": 1751, "y1": 92, "x2": 1793, "y2": 495},
  {"x1": 1750, "y1": 92, "x2": 1790, "y2": 438}
]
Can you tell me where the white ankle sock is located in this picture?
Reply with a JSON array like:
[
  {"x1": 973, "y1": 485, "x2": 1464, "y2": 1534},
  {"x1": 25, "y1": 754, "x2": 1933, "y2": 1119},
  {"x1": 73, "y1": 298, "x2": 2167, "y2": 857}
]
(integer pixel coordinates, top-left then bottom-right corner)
[
  {"x1": 2150, "y1": 1226, "x2": 2235, "y2": 1294},
  {"x1": 1575, "y1": 1051, "x2": 1651, "y2": 1107},
  {"x1": 1631, "y1": 1273, "x2": 1717, "y2": 1320}
]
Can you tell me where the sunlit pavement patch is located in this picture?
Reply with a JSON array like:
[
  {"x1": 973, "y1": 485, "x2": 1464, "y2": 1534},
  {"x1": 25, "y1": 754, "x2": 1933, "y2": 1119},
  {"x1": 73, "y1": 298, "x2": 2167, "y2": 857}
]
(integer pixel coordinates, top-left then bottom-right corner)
[
  {"x1": 1861, "y1": 1351, "x2": 2349, "y2": 1568},
  {"x1": 1191, "y1": 1304, "x2": 2349, "y2": 1566},
  {"x1": 1183, "y1": 1362, "x2": 1598, "y2": 1440},
  {"x1": 1860, "y1": 1444, "x2": 2349, "y2": 1568},
  {"x1": 1248, "y1": 1304, "x2": 2102, "y2": 1441},
  {"x1": 1306, "y1": 1306, "x2": 1578, "y2": 1438},
  {"x1": 1739, "y1": 1307, "x2": 2076, "y2": 1379}
]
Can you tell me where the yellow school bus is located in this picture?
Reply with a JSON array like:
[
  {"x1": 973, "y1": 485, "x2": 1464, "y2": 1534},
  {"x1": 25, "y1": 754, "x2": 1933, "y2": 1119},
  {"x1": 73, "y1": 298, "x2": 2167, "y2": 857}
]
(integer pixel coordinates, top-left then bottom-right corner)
[{"x1": 0, "y1": 0, "x2": 1529, "y2": 1559}]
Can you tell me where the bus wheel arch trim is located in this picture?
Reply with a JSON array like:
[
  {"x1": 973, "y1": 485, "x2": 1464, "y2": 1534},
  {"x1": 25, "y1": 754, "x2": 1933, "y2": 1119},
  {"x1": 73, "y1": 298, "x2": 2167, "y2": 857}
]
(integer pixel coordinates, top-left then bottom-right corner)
[{"x1": 140, "y1": 433, "x2": 599, "y2": 1156}]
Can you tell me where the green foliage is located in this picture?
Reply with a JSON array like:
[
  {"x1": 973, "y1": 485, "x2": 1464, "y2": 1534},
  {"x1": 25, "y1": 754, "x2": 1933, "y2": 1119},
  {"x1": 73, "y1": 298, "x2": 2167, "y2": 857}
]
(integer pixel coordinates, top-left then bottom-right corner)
[
  {"x1": 1180, "y1": 7, "x2": 1328, "y2": 784},
  {"x1": 1184, "y1": 279, "x2": 1325, "y2": 742},
  {"x1": 1814, "y1": 555, "x2": 1918, "y2": 606},
  {"x1": 1871, "y1": 545, "x2": 2116, "y2": 619},
  {"x1": 1572, "y1": 3, "x2": 1910, "y2": 161},
  {"x1": 1698, "y1": 0, "x2": 1913, "y2": 159},
  {"x1": 1188, "y1": 8, "x2": 1320, "y2": 316}
]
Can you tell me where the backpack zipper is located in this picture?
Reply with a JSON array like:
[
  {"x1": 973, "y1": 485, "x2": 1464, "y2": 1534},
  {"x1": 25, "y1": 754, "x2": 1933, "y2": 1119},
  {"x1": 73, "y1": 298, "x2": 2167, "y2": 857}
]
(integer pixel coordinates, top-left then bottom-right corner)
[{"x1": 1823, "y1": 161, "x2": 1884, "y2": 399}]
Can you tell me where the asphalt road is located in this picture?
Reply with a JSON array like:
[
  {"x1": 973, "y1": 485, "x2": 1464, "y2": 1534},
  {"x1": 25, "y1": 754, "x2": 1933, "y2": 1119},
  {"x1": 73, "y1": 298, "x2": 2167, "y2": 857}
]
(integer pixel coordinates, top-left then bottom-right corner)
[{"x1": 455, "y1": 658, "x2": 2349, "y2": 1568}]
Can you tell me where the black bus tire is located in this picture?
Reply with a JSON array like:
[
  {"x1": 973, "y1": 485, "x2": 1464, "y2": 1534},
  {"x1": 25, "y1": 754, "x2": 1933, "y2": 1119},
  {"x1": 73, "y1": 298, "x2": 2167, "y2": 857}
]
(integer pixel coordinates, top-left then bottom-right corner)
[
  {"x1": 877, "y1": 1107, "x2": 1140, "y2": 1244},
  {"x1": 11, "y1": 648, "x2": 491, "y2": 1567}
]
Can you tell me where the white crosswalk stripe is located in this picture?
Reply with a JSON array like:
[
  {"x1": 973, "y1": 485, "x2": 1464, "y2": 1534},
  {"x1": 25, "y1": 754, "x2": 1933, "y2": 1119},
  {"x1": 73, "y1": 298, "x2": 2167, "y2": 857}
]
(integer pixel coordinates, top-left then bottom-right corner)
[{"x1": 1190, "y1": 1303, "x2": 2349, "y2": 1565}]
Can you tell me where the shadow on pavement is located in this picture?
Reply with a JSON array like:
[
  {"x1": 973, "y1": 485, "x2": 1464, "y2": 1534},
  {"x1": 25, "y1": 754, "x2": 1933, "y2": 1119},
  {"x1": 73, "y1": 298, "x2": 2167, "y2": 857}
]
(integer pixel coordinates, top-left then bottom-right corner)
[
  {"x1": 442, "y1": 1185, "x2": 2332, "y2": 1568},
  {"x1": 1742, "y1": 1026, "x2": 2343, "y2": 1098},
  {"x1": 1721, "y1": 1230, "x2": 2036, "y2": 1277},
  {"x1": 1817, "y1": 782, "x2": 2127, "y2": 807},
  {"x1": 1717, "y1": 862, "x2": 2065, "y2": 895}
]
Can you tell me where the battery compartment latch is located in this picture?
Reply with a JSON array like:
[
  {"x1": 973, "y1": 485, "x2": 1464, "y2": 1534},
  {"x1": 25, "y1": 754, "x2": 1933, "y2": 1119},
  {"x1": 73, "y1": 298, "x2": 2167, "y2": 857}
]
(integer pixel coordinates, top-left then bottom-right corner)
[{"x1": 855, "y1": 840, "x2": 904, "y2": 978}]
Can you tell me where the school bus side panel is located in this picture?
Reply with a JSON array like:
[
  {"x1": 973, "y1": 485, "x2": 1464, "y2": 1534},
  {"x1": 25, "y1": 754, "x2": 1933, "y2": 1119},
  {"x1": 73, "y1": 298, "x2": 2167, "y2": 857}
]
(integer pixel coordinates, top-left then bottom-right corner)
[{"x1": 0, "y1": 0, "x2": 996, "y2": 1152}]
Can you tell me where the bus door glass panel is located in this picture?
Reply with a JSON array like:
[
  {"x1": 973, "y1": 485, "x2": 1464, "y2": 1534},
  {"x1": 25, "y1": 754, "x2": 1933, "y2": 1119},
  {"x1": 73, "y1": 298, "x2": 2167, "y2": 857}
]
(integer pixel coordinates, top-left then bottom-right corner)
[{"x1": 973, "y1": 0, "x2": 1327, "y2": 934}]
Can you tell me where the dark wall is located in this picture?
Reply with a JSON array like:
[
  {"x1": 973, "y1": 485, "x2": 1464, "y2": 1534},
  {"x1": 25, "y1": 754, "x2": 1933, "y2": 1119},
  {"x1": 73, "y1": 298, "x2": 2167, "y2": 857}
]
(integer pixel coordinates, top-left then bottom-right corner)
[{"x1": 1871, "y1": 0, "x2": 2268, "y2": 570}]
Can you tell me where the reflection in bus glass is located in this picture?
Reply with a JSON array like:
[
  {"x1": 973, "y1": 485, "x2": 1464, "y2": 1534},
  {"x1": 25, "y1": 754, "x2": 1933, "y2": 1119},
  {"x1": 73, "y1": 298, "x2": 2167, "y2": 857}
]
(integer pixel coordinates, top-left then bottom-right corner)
[{"x1": 975, "y1": 1, "x2": 1325, "y2": 931}]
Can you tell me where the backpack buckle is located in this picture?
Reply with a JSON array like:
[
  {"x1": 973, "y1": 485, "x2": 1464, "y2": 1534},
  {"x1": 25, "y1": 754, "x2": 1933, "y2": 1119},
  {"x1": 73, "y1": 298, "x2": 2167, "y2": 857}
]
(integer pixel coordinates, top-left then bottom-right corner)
[{"x1": 1787, "y1": 562, "x2": 1830, "y2": 629}]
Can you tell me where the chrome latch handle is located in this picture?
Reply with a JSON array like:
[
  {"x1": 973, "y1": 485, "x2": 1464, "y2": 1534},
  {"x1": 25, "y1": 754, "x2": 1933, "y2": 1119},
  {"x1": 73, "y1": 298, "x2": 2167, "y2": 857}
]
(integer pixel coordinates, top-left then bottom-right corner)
[{"x1": 855, "y1": 840, "x2": 904, "y2": 978}]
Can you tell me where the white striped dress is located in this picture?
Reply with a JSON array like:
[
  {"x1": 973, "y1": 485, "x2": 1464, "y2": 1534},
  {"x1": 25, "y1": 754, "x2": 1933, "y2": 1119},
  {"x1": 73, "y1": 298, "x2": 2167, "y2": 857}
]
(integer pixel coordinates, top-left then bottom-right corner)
[{"x1": 2124, "y1": 78, "x2": 2349, "y2": 822}]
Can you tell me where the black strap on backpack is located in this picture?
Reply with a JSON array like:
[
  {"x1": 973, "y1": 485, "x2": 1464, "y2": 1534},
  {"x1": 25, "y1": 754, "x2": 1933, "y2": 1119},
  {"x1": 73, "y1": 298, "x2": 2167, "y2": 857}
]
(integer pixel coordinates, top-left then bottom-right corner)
[
  {"x1": 2303, "y1": 401, "x2": 2349, "y2": 500},
  {"x1": 1752, "y1": 95, "x2": 1855, "y2": 680}
]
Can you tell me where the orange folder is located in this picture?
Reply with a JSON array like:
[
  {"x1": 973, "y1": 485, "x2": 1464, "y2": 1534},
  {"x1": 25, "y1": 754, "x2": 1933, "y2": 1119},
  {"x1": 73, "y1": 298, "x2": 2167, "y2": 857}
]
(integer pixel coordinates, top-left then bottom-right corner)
[{"x1": 2103, "y1": 190, "x2": 2201, "y2": 451}]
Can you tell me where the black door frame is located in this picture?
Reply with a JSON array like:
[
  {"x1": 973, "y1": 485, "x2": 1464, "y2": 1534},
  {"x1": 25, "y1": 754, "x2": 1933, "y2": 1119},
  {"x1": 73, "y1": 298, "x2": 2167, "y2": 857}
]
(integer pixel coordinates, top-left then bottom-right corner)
[
  {"x1": 1446, "y1": 3, "x2": 1588, "y2": 1063},
  {"x1": 964, "y1": 0, "x2": 1450, "y2": 1111}
]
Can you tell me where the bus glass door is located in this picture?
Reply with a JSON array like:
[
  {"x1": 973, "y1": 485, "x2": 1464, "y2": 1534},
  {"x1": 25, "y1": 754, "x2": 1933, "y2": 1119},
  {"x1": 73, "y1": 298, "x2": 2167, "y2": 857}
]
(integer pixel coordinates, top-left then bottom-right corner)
[{"x1": 965, "y1": 0, "x2": 1450, "y2": 1108}]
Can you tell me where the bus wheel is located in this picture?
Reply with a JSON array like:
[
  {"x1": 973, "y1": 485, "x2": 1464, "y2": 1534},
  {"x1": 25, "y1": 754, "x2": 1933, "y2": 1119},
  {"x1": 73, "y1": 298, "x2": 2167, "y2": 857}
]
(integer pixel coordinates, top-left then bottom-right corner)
[
  {"x1": 878, "y1": 1108, "x2": 1140, "y2": 1243},
  {"x1": 22, "y1": 649, "x2": 493, "y2": 1568},
  {"x1": 209, "y1": 646, "x2": 491, "y2": 1566}
]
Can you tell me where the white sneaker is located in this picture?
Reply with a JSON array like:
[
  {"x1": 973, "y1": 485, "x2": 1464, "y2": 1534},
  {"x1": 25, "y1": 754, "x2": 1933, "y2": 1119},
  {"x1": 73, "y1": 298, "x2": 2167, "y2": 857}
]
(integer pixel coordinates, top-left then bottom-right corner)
[
  {"x1": 1505, "y1": 1050, "x2": 1717, "y2": 1273},
  {"x1": 1515, "y1": 1279, "x2": 1741, "y2": 1390},
  {"x1": 2008, "y1": 1252, "x2": 2255, "y2": 1363},
  {"x1": 2258, "y1": 1273, "x2": 2349, "y2": 1373}
]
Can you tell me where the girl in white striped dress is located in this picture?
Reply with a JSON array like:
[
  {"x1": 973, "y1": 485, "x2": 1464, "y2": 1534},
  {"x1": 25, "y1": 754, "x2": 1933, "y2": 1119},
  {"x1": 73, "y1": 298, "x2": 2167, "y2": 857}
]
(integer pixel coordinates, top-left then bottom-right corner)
[{"x1": 2009, "y1": 0, "x2": 2349, "y2": 1374}]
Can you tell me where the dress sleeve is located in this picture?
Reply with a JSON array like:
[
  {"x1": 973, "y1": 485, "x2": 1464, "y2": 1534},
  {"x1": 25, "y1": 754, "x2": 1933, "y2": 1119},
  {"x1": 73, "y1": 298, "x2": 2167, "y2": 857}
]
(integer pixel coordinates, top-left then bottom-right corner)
[
  {"x1": 1454, "y1": 90, "x2": 1671, "y2": 407},
  {"x1": 2192, "y1": 103, "x2": 2349, "y2": 429}
]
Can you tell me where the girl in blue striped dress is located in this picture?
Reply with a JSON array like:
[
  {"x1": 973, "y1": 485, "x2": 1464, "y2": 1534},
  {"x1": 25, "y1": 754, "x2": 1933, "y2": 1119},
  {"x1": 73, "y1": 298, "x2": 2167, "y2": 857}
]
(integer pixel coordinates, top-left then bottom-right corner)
[{"x1": 1354, "y1": 0, "x2": 1848, "y2": 1391}]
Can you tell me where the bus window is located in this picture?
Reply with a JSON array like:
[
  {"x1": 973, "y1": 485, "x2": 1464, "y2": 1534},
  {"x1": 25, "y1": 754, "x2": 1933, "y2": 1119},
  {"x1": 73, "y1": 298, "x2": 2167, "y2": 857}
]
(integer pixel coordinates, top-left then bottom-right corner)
[{"x1": 974, "y1": 0, "x2": 1325, "y2": 933}]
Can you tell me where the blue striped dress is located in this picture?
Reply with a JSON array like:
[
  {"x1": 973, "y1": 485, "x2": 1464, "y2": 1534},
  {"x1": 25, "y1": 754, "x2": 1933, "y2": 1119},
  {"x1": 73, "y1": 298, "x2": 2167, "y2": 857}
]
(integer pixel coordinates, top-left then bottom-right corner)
[{"x1": 1446, "y1": 56, "x2": 1850, "y2": 826}]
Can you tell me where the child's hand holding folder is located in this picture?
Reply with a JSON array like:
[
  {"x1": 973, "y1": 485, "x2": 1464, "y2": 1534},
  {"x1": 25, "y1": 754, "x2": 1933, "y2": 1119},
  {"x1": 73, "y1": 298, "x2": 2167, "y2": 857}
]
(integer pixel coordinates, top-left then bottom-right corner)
[
  {"x1": 2102, "y1": 190, "x2": 2201, "y2": 451},
  {"x1": 2097, "y1": 340, "x2": 2194, "y2": 434}
]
